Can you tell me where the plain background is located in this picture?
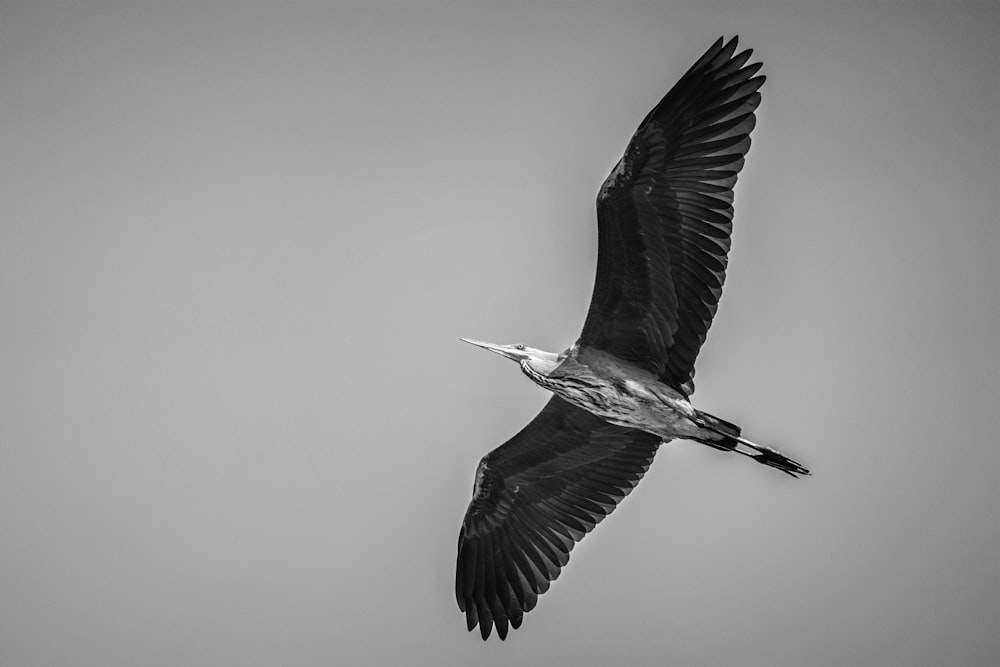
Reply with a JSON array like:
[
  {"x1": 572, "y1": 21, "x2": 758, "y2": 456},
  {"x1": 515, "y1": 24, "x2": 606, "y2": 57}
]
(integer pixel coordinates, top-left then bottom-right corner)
[{"x1": 2, "y1": 2, "x2": 997, "y2": 666}]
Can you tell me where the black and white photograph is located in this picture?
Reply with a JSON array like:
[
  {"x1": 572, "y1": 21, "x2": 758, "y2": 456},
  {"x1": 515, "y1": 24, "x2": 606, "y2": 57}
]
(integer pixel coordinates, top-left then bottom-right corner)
[{"x1": 1, "y1": 2, "x2": 997, "y2": 666}]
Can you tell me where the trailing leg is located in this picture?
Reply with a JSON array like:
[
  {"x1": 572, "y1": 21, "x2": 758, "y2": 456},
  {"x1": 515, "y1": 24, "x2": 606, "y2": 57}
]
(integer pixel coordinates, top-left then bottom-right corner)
[{"x1": 693, "y1": 411, "x2": 811, "y2": 478}]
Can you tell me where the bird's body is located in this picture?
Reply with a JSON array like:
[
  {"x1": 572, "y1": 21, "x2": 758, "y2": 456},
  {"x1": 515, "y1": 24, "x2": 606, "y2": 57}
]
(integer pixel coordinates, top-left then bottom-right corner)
[
  {"x1": 516, "y1": 345, "x2": 697, "y2": 434},
  {"x1": 464, "y1": 339, "x2": 807, "y2": 473},
  {"x1": 521, "y1": 346, "x2": 702, "y2": 440},
  {"x1": 455, "y1": 37, "x2": 810, "y2": 640}
]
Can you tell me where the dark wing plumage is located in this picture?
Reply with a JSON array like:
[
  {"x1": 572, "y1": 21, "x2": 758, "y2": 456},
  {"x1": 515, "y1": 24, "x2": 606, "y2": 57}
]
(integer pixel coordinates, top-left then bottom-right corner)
[
  {"x1": 456, "y1": 397, "x2": 661, "y2": 640},
  {"x1": 580, "y1": 36, "x2": 764, "y2": 395}
]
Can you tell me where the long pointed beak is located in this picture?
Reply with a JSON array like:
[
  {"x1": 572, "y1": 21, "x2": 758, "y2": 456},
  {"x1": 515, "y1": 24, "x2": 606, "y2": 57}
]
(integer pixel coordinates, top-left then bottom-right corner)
[{"x1": 460, "y1": 338, "x2": 521, "y2": 361}]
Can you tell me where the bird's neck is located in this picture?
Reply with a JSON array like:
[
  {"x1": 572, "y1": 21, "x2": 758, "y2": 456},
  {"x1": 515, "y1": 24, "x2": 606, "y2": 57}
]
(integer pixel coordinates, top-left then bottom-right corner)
[{"x1": 519, "y1": 359, "x2": 556, "y2": 391}]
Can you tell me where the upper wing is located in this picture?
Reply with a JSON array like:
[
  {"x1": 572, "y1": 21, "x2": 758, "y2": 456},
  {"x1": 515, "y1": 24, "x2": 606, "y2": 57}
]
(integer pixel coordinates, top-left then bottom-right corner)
[
  {"x1": 579, "y1": 36, "x2": 764, "y2": 395},
  {"x1": 456, "y1": 397, "x2": 661, "y2": 640}
]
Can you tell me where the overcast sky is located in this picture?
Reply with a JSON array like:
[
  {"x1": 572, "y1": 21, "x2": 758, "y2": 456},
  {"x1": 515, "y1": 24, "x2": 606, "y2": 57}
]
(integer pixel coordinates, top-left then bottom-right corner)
[{"x1": 1, "y1": 2, "x2": 997, "y2": 666}]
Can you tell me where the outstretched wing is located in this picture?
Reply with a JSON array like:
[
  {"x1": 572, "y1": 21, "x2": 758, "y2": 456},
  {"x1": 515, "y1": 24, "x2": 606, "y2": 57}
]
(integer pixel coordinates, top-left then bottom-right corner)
[
  {"x1": 580, "y1": 36, "x2": 764, "y2": 395},
  {"x1": 456, "y1": 397, "x2": 661, "y2": 640}
]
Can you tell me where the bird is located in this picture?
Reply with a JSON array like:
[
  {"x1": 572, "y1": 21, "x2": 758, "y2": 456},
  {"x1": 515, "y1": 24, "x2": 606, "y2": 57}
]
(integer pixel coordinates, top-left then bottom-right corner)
[{"x1": 455, "y1": 36, "x2": 810, "y2": 641}]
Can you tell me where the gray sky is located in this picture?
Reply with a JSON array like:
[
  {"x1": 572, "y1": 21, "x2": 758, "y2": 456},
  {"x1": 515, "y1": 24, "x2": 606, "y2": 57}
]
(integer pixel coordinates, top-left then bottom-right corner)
[{"x1": 1, "y1": 2, "x2": 997, "y2": 666}]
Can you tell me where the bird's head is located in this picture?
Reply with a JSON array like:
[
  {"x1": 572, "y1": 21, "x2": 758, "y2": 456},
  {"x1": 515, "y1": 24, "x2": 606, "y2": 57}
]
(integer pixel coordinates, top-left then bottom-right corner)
[{"x1": 460, "y1": 339, "x2": 564, "y2": 376}]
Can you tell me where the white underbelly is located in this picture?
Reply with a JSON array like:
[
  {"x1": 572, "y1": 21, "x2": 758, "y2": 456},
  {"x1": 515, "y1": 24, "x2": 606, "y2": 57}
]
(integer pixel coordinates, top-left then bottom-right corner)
[{"x1": 554, "y1": 382, "x2": 703, "y2": 439}]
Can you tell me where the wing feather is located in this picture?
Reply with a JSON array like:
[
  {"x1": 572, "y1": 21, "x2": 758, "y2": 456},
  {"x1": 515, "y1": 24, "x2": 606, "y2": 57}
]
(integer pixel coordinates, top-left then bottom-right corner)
[
  {"x1": 456, "y1": 397, "x2": 661, "y2": 639},
  {"x1": 581, "y1": 36, "x2": 763, "y2": 393}
]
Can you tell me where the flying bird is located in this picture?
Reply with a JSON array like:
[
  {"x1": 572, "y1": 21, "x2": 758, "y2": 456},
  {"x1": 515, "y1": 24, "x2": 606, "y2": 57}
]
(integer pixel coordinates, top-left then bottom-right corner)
[{"x1": 456, "y1": 36, "x2": 810, "y2": 640}]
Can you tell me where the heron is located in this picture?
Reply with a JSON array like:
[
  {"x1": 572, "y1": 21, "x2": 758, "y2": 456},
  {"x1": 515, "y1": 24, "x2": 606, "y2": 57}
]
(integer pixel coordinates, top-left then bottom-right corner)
[{"x1": 455, "y1": 36, "x2": 810, "y2": 640}]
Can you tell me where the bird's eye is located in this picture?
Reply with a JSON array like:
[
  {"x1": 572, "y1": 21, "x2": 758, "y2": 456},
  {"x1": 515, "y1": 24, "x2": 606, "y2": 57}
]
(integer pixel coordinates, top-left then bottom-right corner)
[{"x1": 515, "y1": 344, "x2": 525, "y2": 350}]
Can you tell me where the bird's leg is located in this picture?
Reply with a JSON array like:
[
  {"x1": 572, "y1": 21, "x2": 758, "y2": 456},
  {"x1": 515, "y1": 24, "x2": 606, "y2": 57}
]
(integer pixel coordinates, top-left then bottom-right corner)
[
  {"x1": 691, "y1": 411, "x2": 811, "y2": 478},
  {"x1": 728, "y1": 436, "x2": 811, "y2": 478}
]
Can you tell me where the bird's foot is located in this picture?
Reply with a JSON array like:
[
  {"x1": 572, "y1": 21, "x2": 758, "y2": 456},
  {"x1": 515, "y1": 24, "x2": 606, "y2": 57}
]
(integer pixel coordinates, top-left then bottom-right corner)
[{"x1": 746, "y1": 444, "x2": 811, "y2": 478}]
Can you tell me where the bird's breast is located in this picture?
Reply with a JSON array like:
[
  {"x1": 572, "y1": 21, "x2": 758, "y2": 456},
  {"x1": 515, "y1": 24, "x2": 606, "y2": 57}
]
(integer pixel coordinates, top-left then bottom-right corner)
[{"x1": 549, "y1": 374, "x2": 700, "y2": 439}]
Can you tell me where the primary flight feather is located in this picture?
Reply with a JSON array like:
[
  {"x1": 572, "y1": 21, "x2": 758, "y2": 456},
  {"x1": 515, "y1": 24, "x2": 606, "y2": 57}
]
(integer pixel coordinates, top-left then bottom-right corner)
[{"x1": 457, "y1": 36, "x2": 810, "y2": 641}]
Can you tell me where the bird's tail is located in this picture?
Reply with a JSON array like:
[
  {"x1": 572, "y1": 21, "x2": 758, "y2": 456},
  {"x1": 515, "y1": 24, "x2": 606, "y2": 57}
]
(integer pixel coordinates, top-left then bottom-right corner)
[{"x1": 694, "y1": 410, "x2": 811, "y2": 478}]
